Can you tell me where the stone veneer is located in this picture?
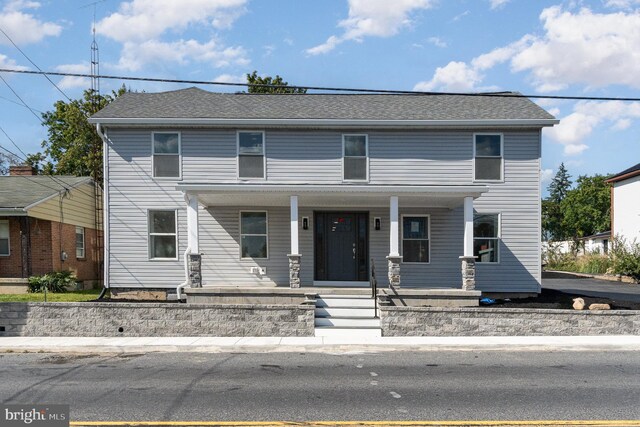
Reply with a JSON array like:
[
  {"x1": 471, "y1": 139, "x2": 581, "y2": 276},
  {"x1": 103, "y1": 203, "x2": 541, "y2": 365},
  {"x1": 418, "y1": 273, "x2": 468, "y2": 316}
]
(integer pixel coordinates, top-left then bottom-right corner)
[
  {"x1": 0, "y1": 302, "x2": 315, "y2": 337},
  {"x1": 381, "y1": 306, "x2": 640, "y2": 336}
]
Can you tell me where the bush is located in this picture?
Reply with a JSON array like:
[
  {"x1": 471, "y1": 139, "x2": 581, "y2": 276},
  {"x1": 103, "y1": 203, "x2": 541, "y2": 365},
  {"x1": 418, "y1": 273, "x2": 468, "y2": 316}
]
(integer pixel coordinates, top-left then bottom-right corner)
[
  {"x1": 611, "y1": 237, "x2": 640, "y2": 281},
  {"x1": 544, "y1": 243, "x2": 612, "y2": 275},
  {"x1": 28, "y1": 271, "x2": 77, "y2": 293}
]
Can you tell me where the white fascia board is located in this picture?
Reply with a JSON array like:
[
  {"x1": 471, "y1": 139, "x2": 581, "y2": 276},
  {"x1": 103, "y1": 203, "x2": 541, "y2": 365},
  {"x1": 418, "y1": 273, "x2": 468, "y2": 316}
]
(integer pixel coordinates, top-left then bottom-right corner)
[
  {"x1": 0, "y1": 208, "x2": 27, "y2": 216},
  {"x1": 89, "y1": 117, "x2": 559, "y2": 128}
]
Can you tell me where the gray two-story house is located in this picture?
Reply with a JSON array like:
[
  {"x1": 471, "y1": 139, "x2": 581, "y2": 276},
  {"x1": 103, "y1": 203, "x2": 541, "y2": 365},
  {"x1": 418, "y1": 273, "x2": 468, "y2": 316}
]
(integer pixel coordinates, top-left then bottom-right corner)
[{"x1": 89, "y1": 88, "x2": 557, "y2": 300}]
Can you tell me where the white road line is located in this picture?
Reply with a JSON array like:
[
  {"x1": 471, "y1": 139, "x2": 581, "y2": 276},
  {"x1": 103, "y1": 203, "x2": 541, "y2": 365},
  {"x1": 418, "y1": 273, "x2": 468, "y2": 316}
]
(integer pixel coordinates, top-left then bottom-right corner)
[
  {"x1": 370, "y1": 372, "x2": 378, "y2": 377},
  {"x1": 390, "y1": 391, "x2": 401, "y2": 399},
  {"x1": 370, "y1": 380, "x2": 378, "y2": 386}
]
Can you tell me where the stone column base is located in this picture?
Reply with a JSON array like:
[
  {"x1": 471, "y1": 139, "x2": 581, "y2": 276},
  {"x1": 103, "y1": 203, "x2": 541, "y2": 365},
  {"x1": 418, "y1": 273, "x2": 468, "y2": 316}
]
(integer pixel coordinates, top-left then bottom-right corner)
[
  {"x1": 459, "y1": 256, "x2": 476, "y2": 291},
  {"x1": 386, "y1": 255, "x2": 403, "y2": 288},
  {"x1": 288, "y1": 254, "x2": 302, "y2": 288}
]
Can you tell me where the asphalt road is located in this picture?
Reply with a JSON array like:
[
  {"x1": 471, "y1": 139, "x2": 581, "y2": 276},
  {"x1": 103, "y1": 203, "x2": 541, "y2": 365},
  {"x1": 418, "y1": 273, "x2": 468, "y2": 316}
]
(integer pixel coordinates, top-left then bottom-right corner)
[
  {"x1": 1, "y1": 351, "x2": 639, "y2": 422},
  {"x1": 542, "y1": 271, "x2": 640, "y2": 302}
]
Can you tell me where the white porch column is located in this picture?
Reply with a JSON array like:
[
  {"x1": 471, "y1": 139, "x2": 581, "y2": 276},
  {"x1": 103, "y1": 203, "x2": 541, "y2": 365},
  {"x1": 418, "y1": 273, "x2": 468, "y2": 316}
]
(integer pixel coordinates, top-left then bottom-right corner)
[
  {"x1": 463, "y1": 196, "x2": 473, "y2": 257},
  {"x1": 387, "y1": 196, "x2": 402, "y2": 288},
  {"x1": 186, "y1": 194, "x2": 199, "y2": 253},
  {"x1": 288, "y1": 195, "x2": 301, "y2": 288},
  {"x1": 460, "y1": 196, "x2": 476, "y2": 291}
]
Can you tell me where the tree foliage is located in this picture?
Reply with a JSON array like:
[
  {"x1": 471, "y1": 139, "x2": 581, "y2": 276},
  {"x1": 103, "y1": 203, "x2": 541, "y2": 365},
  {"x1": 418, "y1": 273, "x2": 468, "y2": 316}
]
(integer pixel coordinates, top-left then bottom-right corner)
[
  {"x1": 30, "y1": 86, "x2": 128, "y2": 184},
  {"x1": 561, "y1": 174, "x2": 611, "y2": 239},
  {"x1": 542, "y1": 163, "x2": 572, "y2": 240},
  {"x1": 0, "y1": 152, "x2": 20, "y2": 175},
  {"x1": 245, "y1": 71, "x2": 307, "y2": 94}
]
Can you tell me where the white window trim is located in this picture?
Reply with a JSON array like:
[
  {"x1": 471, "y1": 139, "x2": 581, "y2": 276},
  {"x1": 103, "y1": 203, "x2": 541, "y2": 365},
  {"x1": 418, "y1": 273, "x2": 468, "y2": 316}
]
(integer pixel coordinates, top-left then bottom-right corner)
[
  {"x1": 151, "y1": 131, "x2": 182, "y2": 180},
  {"x1": 237, "y1": 131, "x2": 266, "y2": 181},
  {"x1": 400, "y1": 214, "x2": 431, "y2": 264},
  {"x1": 473, "y1": 133, "x2": 504, "y2": 183},
  {"x1": 148, "y1": 209, "x2": 179, "y2": 261},
  {"x1": 0, "y1": 219, "x2": 9, "y2": 257},
  {"x1": 75, "y1": 226, "x2": 85, "y2": 259},
  {"x1": 474, "y1": 212, "x2": 501, "y2": 264},
  {"x1": 239, "y1": 210, "x2": 269, "y2": 260},
  {"x1": 342, "y1": 134, "x2": 369, "y2": 183}
]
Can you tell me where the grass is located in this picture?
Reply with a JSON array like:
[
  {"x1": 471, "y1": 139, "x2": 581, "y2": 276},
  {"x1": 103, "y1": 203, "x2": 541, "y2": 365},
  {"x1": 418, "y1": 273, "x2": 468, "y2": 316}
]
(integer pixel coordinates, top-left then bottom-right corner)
[{"x1": 0, "y1": 289, "x2": 103, "y2": 302}]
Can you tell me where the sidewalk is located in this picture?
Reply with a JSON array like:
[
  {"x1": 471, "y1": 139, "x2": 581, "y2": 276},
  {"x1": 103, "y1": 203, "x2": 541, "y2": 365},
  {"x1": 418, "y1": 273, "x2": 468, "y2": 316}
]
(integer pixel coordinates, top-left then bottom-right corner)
[{"x1": 2, "y1": 335, "x2": 640, "y2": 353}]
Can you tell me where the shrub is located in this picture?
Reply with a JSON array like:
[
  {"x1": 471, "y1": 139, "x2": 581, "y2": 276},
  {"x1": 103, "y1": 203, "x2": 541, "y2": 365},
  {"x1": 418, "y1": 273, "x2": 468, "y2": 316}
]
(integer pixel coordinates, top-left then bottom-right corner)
[
  {"x1": 28, "y1": 271, "x2": 77, "y2": 293},
  {"x1": 611, "y1": 237, "x2": 640, "y2": 281}
]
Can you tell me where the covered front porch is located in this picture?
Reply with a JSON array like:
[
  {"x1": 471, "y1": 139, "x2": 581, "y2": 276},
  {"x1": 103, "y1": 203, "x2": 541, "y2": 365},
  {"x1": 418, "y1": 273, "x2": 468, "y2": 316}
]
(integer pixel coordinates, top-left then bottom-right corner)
[{"x1": 176, "y1": 183, "x2": 488, "y2": 294}]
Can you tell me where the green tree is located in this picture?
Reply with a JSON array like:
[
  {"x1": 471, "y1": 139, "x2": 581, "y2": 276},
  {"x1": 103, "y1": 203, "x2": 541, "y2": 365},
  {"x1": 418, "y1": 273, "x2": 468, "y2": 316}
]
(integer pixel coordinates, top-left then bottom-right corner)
[
  {"x1": 245, "y1": 71, "x2": 307, "y2": 94},
  {"x1": 561, "y1": 174, "x2": 611, "y2": 240},
  {"x1": 31, "y1": 86, "x2": 128, "y2": 184},
  {"x1": 0, "y1": 152, "x2": 20, "y2": 175},
  {"x1": 542, "y1": 163, "x2": 572, "y2": 240}
]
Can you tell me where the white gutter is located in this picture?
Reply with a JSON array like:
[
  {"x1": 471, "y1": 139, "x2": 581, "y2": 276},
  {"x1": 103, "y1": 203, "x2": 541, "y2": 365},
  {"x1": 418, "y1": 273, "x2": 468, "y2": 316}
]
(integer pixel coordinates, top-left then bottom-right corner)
[
  {"x1": 0, "y1": 208, "x2": 27, "y2": 216},
  {"x1": 176, "y1": 247, "x2": 191, "y2": 301},
  {"x1": 88, "y1": 117, "x2": 559, "y2": 128},
  {"x1": 95, "y1": 123, "x2": 110, "y2": 291}
]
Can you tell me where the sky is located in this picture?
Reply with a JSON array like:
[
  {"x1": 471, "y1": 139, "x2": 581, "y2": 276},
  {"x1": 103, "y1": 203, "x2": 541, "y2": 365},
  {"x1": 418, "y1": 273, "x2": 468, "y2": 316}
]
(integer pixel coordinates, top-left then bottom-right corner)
[{"x1": 0, "y1": 0, "x2": 639, "y2": 195}]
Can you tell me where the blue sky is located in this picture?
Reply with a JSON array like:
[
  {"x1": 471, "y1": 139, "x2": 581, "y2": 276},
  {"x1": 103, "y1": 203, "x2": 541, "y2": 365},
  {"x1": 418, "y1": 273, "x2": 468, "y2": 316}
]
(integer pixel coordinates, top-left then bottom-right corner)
[{"x1": 1, "y1": 0, "x2": 639, "y2": 193}]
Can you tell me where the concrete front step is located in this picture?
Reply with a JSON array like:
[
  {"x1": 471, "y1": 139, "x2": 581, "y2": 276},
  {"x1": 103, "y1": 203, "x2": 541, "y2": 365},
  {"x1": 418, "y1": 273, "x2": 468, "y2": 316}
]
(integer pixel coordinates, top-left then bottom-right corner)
[
  {"x1": 315, "y1": 307, "x2": 377, "y2": 318},
  {"x1": 314, "y1": 327, "x2": 382, "y2": 337},
  {"x1": 316, "y1": 298, "x2": 375, "y2": 308},
  {"x1": 317, "y1": 294, "x2": 374, "y2": 299},
  {"x1": 315, "y1": 317, "x2": 381, "y2": 328}
]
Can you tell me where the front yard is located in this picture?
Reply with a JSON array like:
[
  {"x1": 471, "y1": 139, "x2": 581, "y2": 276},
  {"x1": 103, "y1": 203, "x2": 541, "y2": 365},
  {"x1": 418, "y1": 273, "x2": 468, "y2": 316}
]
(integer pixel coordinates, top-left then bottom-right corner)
[{"x1": 0, "y1": 289, "x2": 103, "y2": 302}]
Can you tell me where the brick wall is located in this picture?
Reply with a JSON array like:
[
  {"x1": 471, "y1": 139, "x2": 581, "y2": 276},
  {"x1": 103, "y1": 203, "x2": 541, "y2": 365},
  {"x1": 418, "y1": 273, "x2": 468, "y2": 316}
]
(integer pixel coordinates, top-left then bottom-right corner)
[
  {"x1": 0, "y1": 217, "x2": 99, "y2": 282},
  {"x1": 0, "y1": 302, "x2": 316, "y2": 337}
]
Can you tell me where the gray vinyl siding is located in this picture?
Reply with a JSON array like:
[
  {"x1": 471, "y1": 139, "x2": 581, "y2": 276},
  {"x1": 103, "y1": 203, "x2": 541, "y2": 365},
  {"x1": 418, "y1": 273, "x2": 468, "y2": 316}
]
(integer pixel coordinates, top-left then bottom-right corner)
[{"x1": 105, "y1": 127, "x2": 541, "y2": 292}]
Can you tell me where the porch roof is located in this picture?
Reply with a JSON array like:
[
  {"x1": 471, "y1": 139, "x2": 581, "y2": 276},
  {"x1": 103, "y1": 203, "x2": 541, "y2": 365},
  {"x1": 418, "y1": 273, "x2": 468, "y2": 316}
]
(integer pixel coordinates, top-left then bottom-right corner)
[{"x1": 176, "y1": 183, "x2": 488, "y2": 208}]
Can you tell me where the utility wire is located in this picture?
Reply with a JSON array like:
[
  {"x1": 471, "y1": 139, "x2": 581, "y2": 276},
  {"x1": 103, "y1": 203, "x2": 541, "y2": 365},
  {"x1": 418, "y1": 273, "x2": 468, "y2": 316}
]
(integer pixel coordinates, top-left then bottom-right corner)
[
  {"x1": 0, "y1": 125, "x2": 28, "y2": 158},
  {"x1": 0, "y1": 28, "x2": 72, "y2": 102},
  {"x1": 0, "y1": 74, "x2": 43, "y2": 122},
  {"x1": 1, "y1": 67, "x2": 640, "y2": 102},
  {"x1": 0, "y1": 94, "x2": 44, "y2": 113}
]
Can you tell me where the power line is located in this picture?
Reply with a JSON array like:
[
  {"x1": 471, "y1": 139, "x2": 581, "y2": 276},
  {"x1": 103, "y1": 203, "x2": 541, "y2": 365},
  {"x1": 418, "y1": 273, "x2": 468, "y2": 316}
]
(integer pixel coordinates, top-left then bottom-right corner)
[
  {"x1": 0, "y1": 74, "x2": 43, "y2": 122},
  {"x1": 0, "y1": 27, "x2": 72, "y2": 102},
  {"x1": 0, "y1": 94, "x2": 44, "y2": 113},
  {"x1": 0, "y1": 125, "x2": 28, "y2": 158},
  {"x1": 1, "y1": 67, "x2": 640, "y2": 102}
]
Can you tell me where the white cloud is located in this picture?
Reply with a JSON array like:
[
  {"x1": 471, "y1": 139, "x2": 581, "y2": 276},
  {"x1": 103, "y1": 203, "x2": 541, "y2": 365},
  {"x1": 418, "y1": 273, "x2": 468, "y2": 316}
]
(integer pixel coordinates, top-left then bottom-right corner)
[
  {"x1": 413, "y1": 61, "x2": 482, "y2": 92},
  {"x1": 541, "y1": 168, "x2": 554, "y2": 185},
  {"x1": 605, "y1": 0, "x2": 640, "y2": 8},
  {"x1": 489, "y1": 0, "x2": 510, "y2": 10},
  {"x1": 0, "y1": 0, "x2": 62, "y2": 45},
  {"x1": 116, "y1": 39, "x2": 249, "y2": 72},
  {"x1": 214, "y1": 73, "x2": 245, "y2": 84},
  {"x1": 451, "y1": 10, "x2": 470, "y2": 22},
  {"x1": 544, "y1": 101, "x2": 640, "y2": 155},
  {"x1": 0, "y1": 53, "x2": 27, "y2": 72},
  {"x1": 427, "y1": 36, "x2": 446, "y2": 48},
  {"x1": 306, "y1": 0, "x2": 433, "y2": 55},
  {"x1": 55, "y1": 63, "x2": 90, "y2": 90},
  {"x1": 96, "y1": 0, "x2": 247, "y2": 43}
]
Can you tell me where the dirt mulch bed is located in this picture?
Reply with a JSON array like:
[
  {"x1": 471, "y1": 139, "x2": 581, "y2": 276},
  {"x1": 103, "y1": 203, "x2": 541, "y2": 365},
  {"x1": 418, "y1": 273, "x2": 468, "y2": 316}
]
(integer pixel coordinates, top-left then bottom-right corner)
[{"x1": 483, "y1": 288, "x2": 640, "y2": 310}]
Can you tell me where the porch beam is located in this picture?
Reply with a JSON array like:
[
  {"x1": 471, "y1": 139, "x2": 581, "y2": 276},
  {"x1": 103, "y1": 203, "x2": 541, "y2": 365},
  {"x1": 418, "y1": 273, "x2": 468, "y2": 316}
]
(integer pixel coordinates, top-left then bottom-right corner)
[
  {"x1": 290, "y1": 195, "x2": 299, "y2": 255},
  {"x1": 389, "y1": 196, "x2": 399, "y2": 256},
  {"x1": 186, "y1": 194, "x2": 199, "y2": 253},
  {"x1": 463, "y1": 196, "x2": 473, "y2": 257}
]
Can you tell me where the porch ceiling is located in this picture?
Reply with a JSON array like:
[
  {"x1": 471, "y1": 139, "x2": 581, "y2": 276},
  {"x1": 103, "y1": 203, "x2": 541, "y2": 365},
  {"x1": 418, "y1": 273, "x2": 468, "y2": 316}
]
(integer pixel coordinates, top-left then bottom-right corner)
[{"x1": 176, "y1": 183, "x2": 488, "y2": 209}]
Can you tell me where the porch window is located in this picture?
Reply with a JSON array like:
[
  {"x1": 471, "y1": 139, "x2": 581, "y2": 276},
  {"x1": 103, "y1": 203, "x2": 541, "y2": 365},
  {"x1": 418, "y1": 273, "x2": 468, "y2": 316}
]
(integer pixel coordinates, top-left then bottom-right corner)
[
  {"x1": 238, "y1": 132, "x2": 265, "y2": 179},
  {"x1": 474, "y1": 134, "x2": 503, "y2": 181},
  {"x1": 152, "y1": 132, "x2": 181, "y2": 178},
  {"x1": 402, "y1": 215, "x2": 429, "y2": 263},
  {"x1": 0, "y1": 220, "x2": 9, "y2": 256},
  {"x1": 474, "y1": 213, "x2": 499, "y2": 263},
  {"x1": 240, "y1": 211, "x2": 268, "y2": 259},
  {"x1": 343, "y1": 134, "x2": 368, "y2": 181},
  {"x1": 148, "y1": 210, "x2": 178, "y2": 260},
  {"x1": 75, "y1": 226, "x2": 85, "y2": 259}
]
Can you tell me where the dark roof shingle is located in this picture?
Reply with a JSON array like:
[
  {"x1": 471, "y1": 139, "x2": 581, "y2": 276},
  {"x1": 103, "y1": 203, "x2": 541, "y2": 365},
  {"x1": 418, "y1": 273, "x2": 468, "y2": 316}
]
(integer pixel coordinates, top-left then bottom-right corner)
[{"x1": 607, "y1": 162, "x2": 640, "y2": 183}]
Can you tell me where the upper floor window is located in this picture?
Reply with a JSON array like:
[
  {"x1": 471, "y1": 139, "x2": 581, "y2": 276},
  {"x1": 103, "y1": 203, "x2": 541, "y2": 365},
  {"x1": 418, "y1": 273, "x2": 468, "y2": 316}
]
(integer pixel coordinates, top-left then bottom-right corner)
[
  {"x1": 238, "y1": 132, "x2": 265, "y2": 179},
  {"x1": 148, "y1": 210, "x2": 178, "y2": 260},
  {"x1": 75, "y1": 226, "x2": 85, "y2": 259},
  {"x1": 343, "y1": 134, "x2": 368, "y2": 181},
  {"x1": 152, "y1": 132, "x2": 181, "y2": 178},
  {"x1": 474, "y1": 213, "x2": 499, "y2": 263},
  {"x1": 474, "y1": 134, "x2": 503, "y2": 181},
  {"x1": 0, "y1": 220, "x2": 9, "y2": 256}
]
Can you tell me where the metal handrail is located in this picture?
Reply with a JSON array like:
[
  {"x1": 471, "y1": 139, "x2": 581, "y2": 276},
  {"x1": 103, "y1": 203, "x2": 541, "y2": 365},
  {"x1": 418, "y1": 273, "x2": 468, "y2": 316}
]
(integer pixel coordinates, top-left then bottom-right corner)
[{"x1": 370, "y1": 258, "x2": 378, "y2": 318}]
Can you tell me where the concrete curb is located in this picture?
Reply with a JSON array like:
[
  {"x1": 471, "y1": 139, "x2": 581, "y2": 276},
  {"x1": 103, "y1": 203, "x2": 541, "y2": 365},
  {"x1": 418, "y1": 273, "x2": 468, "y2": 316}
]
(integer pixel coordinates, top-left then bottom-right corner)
[{"x1": 2, "y1": 336, "x2": 640, "y2": 353}]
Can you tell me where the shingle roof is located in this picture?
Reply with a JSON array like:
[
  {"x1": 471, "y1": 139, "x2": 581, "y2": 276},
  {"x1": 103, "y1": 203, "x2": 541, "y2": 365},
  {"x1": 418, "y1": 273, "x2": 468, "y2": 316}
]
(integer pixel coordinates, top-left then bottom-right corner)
[
  {"x1": 91, "y1": 87, "x2": 556, "y2": 122},
  {"x1": 0, "y1": 176, "x2": 91, "y2": 209},
  {"x1": 607, "y1": 162, "x2": 640, "y2": 183}
]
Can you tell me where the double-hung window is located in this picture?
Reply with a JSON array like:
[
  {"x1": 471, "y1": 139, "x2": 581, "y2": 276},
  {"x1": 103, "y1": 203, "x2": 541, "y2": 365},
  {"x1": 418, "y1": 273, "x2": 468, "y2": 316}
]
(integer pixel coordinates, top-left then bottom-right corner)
[
  {"x1": 0, "y1": 220, "x2": 9, "y2": 256},
  {"x1": 474, "y1": 134, "x2": 503, "y2": 181},
  {"x1": 238, "y1": 132, "x2": 265, "y2": 179},
  {"x1": 75, "y1": 226, "x2": 85, "y2": 259},
  {"x1": 149, "y1": 210, "x2": 178, "y2": 260},
  {"x1": 152, "y1": 132, "x2": 181, "y2": 178},
  {"x1": 402, "y1": 215, "x2": 430, "y2": 263},
  {"x1": 474, "y1": 213, "x2": 499, "y2": 263},
  {"x1": 343, "y1": 134, "x2": 368, "y2": 181},
  {"x1": 240, "y1": 211, "x2": 268, "y2": 259}
]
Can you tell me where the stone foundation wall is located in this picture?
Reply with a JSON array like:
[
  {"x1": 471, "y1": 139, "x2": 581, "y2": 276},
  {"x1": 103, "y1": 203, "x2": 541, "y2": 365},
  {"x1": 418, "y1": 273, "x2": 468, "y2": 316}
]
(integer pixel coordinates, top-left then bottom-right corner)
[
  {"x1": 0, "y1": 302, "x2": 315, "y2": 337},
  {"x1": 381, "y1": 306, "x2": 640, "y2": 336}
]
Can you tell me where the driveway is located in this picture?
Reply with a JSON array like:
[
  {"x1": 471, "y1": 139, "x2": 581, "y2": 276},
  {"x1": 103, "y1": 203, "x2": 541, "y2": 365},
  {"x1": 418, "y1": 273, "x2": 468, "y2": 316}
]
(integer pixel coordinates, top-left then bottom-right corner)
[{"x1": 542, "y1": 271, "x2": 640, "y2": 302}]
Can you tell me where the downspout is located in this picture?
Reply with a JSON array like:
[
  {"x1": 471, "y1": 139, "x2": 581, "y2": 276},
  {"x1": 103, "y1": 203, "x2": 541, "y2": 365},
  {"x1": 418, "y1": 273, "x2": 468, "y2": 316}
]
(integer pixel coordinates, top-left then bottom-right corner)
[
  {"x1": 95, "y1": 123, "x2": 110, "y2": 298},
  {"x1": 176, "y1": 247, "x2": 191, "y2": 301}
]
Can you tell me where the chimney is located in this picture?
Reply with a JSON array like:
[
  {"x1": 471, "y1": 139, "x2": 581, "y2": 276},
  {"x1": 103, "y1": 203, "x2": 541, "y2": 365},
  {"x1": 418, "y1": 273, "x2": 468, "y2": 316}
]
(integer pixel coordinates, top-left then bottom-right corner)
[{"x1": 9, "y1": 165, "x2": 36, "y2": 176}]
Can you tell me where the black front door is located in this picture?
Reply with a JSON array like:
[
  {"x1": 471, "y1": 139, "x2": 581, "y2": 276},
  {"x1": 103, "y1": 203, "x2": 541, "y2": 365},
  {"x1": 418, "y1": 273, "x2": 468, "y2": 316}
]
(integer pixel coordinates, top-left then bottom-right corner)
[{"x1": 314, "y1": 212, "x2": 368, "y2": 281}]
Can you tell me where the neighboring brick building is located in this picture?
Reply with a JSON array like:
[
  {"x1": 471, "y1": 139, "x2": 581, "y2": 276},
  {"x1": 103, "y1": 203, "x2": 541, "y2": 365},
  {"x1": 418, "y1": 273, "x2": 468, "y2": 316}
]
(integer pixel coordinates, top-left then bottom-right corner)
[{"x1": 0, "y1": 166, "x2": 102, "y2": 291}]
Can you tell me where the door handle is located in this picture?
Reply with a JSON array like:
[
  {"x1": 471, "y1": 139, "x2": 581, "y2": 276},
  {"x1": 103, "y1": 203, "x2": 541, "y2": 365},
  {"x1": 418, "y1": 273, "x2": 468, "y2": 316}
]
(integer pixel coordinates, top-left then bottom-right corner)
[{"x1": 353, "y1": 247, "x2": 356, "y2": 259}]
